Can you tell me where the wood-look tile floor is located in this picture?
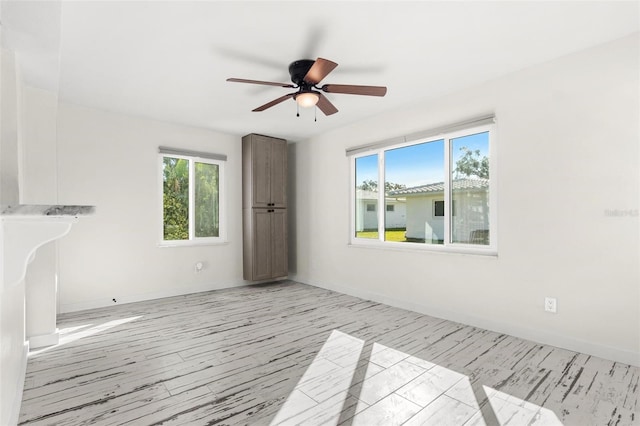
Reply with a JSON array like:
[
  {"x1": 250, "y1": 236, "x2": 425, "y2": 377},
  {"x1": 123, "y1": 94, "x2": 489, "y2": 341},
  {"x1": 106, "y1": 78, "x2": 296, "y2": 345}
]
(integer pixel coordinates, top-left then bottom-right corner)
[{"x1": 19, "y1": 281, "x2": 639, "y2": 425}]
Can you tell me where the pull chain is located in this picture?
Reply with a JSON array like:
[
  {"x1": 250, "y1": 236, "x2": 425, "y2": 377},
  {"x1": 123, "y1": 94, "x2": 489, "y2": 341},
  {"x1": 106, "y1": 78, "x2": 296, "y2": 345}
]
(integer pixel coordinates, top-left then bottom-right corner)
[
  {"x1": 296, "y1": 102, "x2": 300, "y2": 117},
  {"x1": 314, "y1": 105, "x2": 317, "y2": 122}
]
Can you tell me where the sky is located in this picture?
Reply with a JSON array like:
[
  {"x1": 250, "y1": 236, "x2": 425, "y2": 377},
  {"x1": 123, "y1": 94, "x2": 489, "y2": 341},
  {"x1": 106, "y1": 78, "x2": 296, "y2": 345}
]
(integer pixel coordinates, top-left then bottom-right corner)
[{"x1": 356, "y1": 131, "x2": 489, "y2": 189}]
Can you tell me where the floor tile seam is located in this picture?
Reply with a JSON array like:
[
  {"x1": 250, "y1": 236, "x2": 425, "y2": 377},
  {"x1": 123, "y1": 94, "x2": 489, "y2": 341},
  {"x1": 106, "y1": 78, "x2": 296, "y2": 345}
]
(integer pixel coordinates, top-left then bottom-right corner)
[
  {"x1": 411, "y1": 392, "x2": 483, "y2": 418},
  {"x1": 296, "y1": 387, "x2": 322, "y2": 405},
  {"x1": 397, "y1": 370, "x2": 469, "y2": 407},
  {"x1": 79, "y1": 383, "x2": 178, "y2": 424},
  {"x1": 34, "y1": 374, "x2": 173, "y2": 404},
  {"x1": 355, "y1": 362, "x2": 390, "y2": 386},
  {"x1": 167, "y1": 371, "x2": 241, "y2": 396},
  {"x1": 297, "y1": 362, "x2": 350, "y2": 384},
  {"x1": 356, "y1": 369, "x2": 429, "y2": 407},
  {"x1": 442, "y1": 386, "x2": 487, "y2": 411},
  {"x1": 404, "y1": 356, "x2": 437, "y2": 370},
  {"x1": 368, "y1": 392, "x2": 422, "y2": 424},
  {"x1": 440, "y1": 391, "x2": 486, "y2": 411},
  {"x1": 19, "y1": 381, "x2": 174, "y2": 425},
  {"x1": 295, "y1": 364, "x2": 377, "y2": 401},
  {"x1": 339, "y1": 394, "x2": 374, "y2": 423}
]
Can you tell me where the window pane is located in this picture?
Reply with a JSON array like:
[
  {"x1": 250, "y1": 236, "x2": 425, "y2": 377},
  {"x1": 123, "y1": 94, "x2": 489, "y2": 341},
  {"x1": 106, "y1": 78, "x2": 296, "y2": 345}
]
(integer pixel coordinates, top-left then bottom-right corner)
[
  {"x1": 355, "y1": 154, "x2": 379, "y2": 239},
  {"x1": 163, "y1": 156, "x2": 189, "y2": 240},
  {"x1": 434, "y1": 200, "x2": 444, "y2": 217},
  {"x1": 194, "y1": 162, "x2": 220, "y2": 238},
  {"x1": 450, "y1": 132, "x2": 490, "y2": 245},
  {"x1": 385, "y1": 140, "x2": 444, "y2": 244}
]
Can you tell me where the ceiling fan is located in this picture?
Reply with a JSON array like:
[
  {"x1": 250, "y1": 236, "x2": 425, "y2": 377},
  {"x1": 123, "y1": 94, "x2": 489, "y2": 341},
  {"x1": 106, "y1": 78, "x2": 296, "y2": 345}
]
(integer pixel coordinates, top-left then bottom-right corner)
[{"x1": 227, "y1": 57, "x2": 387, "y2": 116}]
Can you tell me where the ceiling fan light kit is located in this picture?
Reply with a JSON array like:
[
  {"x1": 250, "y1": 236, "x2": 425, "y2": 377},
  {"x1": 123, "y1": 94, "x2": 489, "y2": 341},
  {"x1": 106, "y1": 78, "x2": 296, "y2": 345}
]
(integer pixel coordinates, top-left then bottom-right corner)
[
  {"x1": 294, "y1": 91, "x2": 319, "y2": 108},
  {"x1": 227, "y1": 57, "x2": 387, "y2": 117}
]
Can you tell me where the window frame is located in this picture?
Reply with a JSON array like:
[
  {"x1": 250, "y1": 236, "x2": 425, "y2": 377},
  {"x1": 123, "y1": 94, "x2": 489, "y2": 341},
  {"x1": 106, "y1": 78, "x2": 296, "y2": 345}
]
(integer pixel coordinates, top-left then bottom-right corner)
[
  {"x1": 349, "y1": 123, "x2": 497, "y2": 255},
  {"x1": 159, "y1": 152, "x2": 227, "y2": 247}
]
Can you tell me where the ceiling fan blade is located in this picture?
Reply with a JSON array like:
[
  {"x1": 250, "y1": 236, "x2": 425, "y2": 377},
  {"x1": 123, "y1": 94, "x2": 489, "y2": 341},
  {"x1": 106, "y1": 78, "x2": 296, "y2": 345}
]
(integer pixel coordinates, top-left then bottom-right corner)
[
  {"x1": 227, "y1": 78, "x2": 295, "y2": 88},
  {"x1": 321, "y1": 84, "x2": 387, "y2": 97},
  {"x1": 316, "y1": 93, "x2": 338, "y2": 116},
  {"x1": 252, "y1": 93, "x2": 295, "y2": 112},
  {"x1": 303, "y1": 58, "x2": 338, "y2": 85}
]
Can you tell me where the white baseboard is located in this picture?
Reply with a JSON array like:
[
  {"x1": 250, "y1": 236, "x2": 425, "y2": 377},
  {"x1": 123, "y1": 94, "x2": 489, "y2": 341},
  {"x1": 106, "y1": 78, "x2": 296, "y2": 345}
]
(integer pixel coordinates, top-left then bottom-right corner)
[
  {"x1": 294, "y1": 275, "x2": 640, "y2": 368},
  {"x1": 29, "y1": 330, "x2": 60, "y2": 349},
  {"x1": 7, "y1": 341, "x2": 29, "y2": 426},
  {"x1": 58, "y1": 280, "x2": 249, "y2": 313}
]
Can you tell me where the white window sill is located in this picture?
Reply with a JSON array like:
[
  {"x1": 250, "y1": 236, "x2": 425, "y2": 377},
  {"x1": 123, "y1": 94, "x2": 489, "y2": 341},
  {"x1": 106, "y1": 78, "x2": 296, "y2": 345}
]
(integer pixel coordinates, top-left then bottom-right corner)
[
  {"x1": 158, "y1": 239, "x2": 228, "y2": 248},
  {"x1": 348, "y1": 240, "x2": 498, "y2": 257}
]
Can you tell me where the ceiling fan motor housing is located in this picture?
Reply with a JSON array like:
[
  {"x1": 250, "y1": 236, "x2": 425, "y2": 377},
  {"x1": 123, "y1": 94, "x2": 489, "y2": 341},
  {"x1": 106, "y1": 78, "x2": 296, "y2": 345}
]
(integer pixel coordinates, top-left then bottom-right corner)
[{"x1": 288, "y1": 59, "x2": 316, "y2": 87}]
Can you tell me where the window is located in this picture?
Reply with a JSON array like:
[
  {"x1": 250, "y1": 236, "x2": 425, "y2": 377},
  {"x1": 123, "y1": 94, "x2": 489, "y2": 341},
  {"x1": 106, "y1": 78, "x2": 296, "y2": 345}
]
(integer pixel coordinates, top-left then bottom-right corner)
[
  {"x1": 355, "y1": 154, "x2": 379, "y2": 239},
  {"x1": 350, "y1": 120, "x2": 495, "y2": 253},
  {"x1": 434, "y1": 200, "x2": 444, "y2": 217},
  {"x1": 434, "y1": 200, "x2": 456, "y2": 217},
  {"x1": 160, "y1": 149, "x2": 226, "y2": 245}
]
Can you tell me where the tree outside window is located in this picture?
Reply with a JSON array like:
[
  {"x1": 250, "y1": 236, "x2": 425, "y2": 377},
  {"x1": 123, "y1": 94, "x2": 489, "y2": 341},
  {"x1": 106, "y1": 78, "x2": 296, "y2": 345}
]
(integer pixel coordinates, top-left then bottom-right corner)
[{"x1": 161, "y1": 153, "x2": 224, "y2": 244}]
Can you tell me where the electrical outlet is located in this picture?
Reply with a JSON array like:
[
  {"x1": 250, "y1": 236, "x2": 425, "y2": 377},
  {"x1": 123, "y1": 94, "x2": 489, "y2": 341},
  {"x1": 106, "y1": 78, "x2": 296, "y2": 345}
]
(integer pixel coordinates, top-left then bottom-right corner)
[{"x1": 544, "y1": 297, "x2": 557, "y2": 313}]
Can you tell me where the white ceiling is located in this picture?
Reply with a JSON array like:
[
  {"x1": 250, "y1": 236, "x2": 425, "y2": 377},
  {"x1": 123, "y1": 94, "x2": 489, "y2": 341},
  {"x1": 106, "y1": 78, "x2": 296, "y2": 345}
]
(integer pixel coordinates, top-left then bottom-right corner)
[{"x1": 2, "y1": 1, "x2": 639, "y2": 142}]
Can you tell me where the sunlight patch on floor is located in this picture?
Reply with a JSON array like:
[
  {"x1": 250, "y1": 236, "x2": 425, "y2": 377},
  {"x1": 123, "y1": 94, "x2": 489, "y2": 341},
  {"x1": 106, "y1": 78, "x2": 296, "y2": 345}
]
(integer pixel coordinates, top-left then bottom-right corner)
[
  {"x1": 29, "y1": 316, "x2": 142, "y2": 357},
  {"x1": 270, "y1": 329, "x2": 365, "y2": 425},
  {"x1": 484, "y1": 387, "x2": 562, "y2": 425},
  {"x1": 270, "y1": 329, "x2": 563, "y2": 425}
]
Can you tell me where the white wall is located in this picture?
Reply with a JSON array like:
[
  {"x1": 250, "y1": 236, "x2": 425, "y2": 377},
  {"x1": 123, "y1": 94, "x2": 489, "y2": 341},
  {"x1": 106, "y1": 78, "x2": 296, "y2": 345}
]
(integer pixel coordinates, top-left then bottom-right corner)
[
  {"x1": 0, "y1": 48, "x2": 20, "y2": 207},
  {"x1": 290, "y1": 34, "x2": 640, "y2": 366},
  {"x1": 0, "y1": 48, "x2": 28, "y2": 426},
  {"x1": 405, "y1": 196, "x2": 442, "y2": 241},
  {"x1": 385, "y1": 200, "x2": 406, "y2": 229},
  {"x1": 55, "y1": 102, "x2": 245, "y2": 312},
  {"x1": 22, "y1": 86, "x2": 59, "y2": 346}
]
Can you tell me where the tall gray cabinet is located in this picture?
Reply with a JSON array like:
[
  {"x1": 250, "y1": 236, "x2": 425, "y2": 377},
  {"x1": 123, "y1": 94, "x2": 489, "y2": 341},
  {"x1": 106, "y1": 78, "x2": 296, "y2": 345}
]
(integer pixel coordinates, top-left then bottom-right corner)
[{"x1": 242, "y1": 134, "x2": 288, "y2": 281}]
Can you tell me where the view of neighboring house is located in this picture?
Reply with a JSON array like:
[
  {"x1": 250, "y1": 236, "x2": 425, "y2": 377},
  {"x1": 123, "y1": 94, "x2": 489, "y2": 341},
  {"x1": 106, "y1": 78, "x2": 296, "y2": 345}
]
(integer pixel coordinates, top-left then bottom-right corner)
[
  {"x1": 355, "y1": 189, "x2": 406, "y2": 231},
  {"x1": 388, "y1": 178, "x2": 489, "y2": 244}
]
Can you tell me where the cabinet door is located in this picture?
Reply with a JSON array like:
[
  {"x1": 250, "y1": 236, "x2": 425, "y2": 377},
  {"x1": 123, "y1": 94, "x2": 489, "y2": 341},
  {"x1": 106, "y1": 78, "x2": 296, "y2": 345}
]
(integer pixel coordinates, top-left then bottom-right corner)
[
  {"x1": 252, "y1": 209, "x2": 273, "y2": 280},
  {"x1": 251, "y1": 136, "x2": 272, "y2": 208},
  {"x1": 270, "y1": 209, "x2": 288, "y2": 278},
  {"x1": 269, "y1": 139, "x2": 287, "y2": 208}
]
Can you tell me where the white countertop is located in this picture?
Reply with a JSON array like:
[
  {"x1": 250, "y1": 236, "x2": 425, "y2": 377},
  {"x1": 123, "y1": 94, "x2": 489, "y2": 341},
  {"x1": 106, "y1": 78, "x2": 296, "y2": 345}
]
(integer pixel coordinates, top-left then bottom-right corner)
[{"x1": 1, "y1": 205, "x2": 96, "y2": 219}]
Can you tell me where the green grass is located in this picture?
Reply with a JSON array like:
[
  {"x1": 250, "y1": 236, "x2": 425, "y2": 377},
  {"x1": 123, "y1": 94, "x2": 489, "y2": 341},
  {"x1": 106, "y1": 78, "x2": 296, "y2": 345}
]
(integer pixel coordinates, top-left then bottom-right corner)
[{"x1": 356, "y1": 229, "x2": 406, "y2": 242}]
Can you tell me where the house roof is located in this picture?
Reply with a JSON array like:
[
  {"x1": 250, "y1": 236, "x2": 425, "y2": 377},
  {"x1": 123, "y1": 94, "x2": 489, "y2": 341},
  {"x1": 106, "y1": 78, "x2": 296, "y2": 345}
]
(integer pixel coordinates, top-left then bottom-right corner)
[
  {"x1": 355, "y1": 189, "x2": 379, "y2": 200},
  {"x1": 387, "y1": 178, "x2": 489, "y2": 197},
  {"x1": 356, "y1": 189, "x2": 406, "y2": 203}
]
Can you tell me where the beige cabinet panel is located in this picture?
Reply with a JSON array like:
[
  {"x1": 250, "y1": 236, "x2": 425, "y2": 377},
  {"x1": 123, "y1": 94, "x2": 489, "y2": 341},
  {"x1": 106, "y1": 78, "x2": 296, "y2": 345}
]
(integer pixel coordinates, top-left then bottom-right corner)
[
  {"x1": 243, "y1": 134, "x2": 287, "y2": 209},
  {"x1": 269, "y1": 139, "x2": 287, "y2": 208},
  {"x1": 251, "y1": 209, "x2": 274, "y2": 281},
  {"x1": 270, "y1": 209, "x2": 288, "y2": 278},
  {"x1": 243, "y1": 209, "x2": 288, "y2": 281}
]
